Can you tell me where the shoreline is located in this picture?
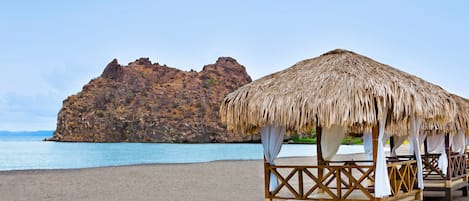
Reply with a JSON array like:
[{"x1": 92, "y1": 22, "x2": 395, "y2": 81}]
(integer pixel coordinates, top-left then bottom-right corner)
[
  {"x1": 0, "y1": 143, "x2": 367, "y2": 172},
  {"x1": 0, "y1": 156, "x2": 314, "y2": 173},
  {"x1": 0, "y1": 159, "x2": 263, "y2": 173}
]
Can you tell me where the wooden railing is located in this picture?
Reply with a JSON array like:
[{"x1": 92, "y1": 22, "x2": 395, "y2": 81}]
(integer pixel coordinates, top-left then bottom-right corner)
[
  {"x1": 264, "y1": 160, "x2": 420, "y2": 200},
  {"x1": 416, "y1": 152, "x2": 468, "y2": 200},
  {"x1": 387, "y1": 160, "x2": 419, "y2": 196},
  {"x1": 448, "y1": 153, "x2": 467, "y2": 180},
  {"x1": 387, "y1": 153, "x2": 467, "y2": 180},
  {"x1": 421, "y1": 154, "x2": 445, "y2": 178},
  {"x1": 416, "y1": 153, "x2": 467, "y2": 180}
]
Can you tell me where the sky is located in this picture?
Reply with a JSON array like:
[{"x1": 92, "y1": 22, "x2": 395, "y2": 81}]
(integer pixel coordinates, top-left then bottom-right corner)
[{"x1": 1, "y1": 0, "x2": 469, "y2": 131}]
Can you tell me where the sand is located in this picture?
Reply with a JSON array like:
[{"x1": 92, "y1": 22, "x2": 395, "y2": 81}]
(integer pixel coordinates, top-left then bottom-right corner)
[
  {"x1": 0, "y1": 150, "x2": 466, "y2": 200},
  {"x1": 0, "y1": 160, "x2": 265, "y2": 201}
]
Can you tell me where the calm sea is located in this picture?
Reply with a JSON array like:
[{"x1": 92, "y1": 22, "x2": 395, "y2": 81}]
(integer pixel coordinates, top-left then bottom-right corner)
[{"x1": 0, "y1": 131, "x2": 365, "y2": 171}]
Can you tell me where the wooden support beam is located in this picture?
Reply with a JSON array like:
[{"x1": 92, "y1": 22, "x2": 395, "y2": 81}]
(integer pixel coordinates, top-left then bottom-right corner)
[
  {"x1": 445, "y1": 133, "x2": 451, "y2": 179},
  {"x1": 389, "y1": 135, "x2": 395, "y2": 155},
  {"x1": 264, "y1": 157, "x2": 271, "y2": 199},
  {"x1": 372, "y1": 124, "x2": 379, "y2": 166},
  {"x1": 316, "y1": 126, "x2": 324, "y2": 193},
  {"x1": 424, "y1": 138, "x2": 428, "y2": 155},
  {"x1": 371, "y1": 123, "x2": 379, "y2": 192},
  {"x1": 316, "y1": 127, "x2": 324, "y2": 164}
]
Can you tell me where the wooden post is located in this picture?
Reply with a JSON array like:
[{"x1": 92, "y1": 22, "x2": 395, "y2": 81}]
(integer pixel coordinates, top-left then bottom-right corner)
[
  {"x1": 371, "y1": 123, "x2": 379, "y2": 191},
  {"x1": 298, "y1": 168, "x2": 304, "y2": 197},
  {"x1": 264, "y1": 161, "x2": 272, "y2": 201},
  {"x1": 389, "y1": 136, "x2": 395, "y2": 155},
  {"x1": 264, "y1": 156, "x2": 271, "y2": 200},
  {"x1": 424, "y1": 138, "x2": 428, "y2": 155},
  {"x1": 316, "y1": 127, "x2": 324, "y2": 193},
  {"x1": 372, "y1": 124, "x2": 379, "y2": 166},
  {"x1": 445, "y1": 133, "x2": 451, "y2": 179},
  {"x1": 317, "y1": 126, "x2": 324, "y2": 164},
  {"x1": 415, "y1": 190, "x2": 423, "y2": 200}
]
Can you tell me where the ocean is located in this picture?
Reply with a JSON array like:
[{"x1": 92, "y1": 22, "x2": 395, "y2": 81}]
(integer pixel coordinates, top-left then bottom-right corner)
[{"x1": 0, "y1": 131, "x2": 365, "y2": 171}]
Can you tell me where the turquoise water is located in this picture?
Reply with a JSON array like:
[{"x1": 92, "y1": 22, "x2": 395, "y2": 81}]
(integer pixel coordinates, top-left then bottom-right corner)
[{"x1": 0, "y1": 132, "x2": 365, "y2": 171}]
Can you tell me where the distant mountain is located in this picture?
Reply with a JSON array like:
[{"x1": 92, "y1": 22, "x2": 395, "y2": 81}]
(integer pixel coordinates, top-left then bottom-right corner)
[{"x1": 49, "y1": 57, "x2": 255, "y2": 143}]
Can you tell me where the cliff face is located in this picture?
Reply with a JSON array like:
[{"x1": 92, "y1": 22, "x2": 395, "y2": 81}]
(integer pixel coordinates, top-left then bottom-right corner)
[{"x1": 51, "y1": 57, "x2": 253, "y2": 142}]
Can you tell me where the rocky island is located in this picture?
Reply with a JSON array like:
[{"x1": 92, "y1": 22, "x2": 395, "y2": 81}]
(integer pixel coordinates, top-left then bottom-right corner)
[{"x1": 49, "y1": 57, "x2": 253, "y2": 142}]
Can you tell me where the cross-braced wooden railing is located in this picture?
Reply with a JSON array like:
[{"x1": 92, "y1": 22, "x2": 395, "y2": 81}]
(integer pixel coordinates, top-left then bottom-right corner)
[
  {"x1": 387, "y1": 153, "x2": 467, "y2": 180},
  {"x1": 264, "y1": 160, "x2": 420, "y2": 200},
  {"x1": 388, "y1": 154, "x2": 446, "y2": 178},
  {"x1": 422, "y1": 154, "x2": 445, "y2": 178},
  {"x1": 416, "y1": 153, "x2": 467, "y2": 180},
  {"x1": 387, "y1": 160, "x2": 418, "y2": 195},
  {"x1": 418, "y1": 152, "x2": 468, "y2": 200},
  {"x1": 449, "y1": 153, "x2": 467, "y2": 179}
]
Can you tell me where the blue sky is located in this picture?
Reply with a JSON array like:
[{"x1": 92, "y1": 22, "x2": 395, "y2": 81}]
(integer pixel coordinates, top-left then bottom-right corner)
[{"x1": 1, "y1": 0, "x2": 469, "y2": 131}]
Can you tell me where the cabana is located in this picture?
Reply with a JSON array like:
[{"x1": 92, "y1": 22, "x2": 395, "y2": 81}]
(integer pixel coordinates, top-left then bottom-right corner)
[
  {"x1": 220, "y1": 49, "x2": 458, "y2": 201},
  {"x1": 388, "y1": 133, "x2": 468, "y2": 201},
  {"x1": 423, "y1": 133, "x2": 468, "y2": 200},
  {"x1": 388, "y1": 94, "x2": 469, "y2": 200},
  {"x1": 425, "y1": 95, "x2": 468, "y2": 200}
]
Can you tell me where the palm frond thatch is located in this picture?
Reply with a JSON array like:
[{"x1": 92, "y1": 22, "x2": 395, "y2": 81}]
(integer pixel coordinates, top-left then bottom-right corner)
[
  {"x1": 220, "y1": 49, "x2": 458, "y2": 135},
  {"x1": 448, "y1": 94, "x2": 469, "y2": 134}
]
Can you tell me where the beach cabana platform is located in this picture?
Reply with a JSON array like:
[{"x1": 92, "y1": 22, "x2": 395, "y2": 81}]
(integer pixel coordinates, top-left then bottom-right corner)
[
  {"x1": 220, "y1": 49, "x2": 459, "y2": 201},
  {"x1": 389, "y1": 134, "x2": 468, "y2": 201},
  {"x1": 420, "y1": 94, "x2": 468, "y2": 200},
  {"x1": 422, "y1": 136, "x2": 468, "y2": 201},
  {"x1": 387, "y1": 94, "x2": 469, "y2": 201}
]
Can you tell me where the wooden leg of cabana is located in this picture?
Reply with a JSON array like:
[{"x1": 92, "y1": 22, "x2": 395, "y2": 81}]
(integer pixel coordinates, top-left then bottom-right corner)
[
  {"x1": 316, "y1": 127, "x2": 325, "y2": 194},
  {"x1": 264, "y1": 158, "x2": 272, "y2": 201}
]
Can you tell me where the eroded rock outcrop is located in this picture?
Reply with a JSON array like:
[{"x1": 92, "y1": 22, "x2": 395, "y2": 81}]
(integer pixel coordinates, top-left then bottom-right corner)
[{"x1": 49, "y1": 57, "x2": 254, "y2": 142}]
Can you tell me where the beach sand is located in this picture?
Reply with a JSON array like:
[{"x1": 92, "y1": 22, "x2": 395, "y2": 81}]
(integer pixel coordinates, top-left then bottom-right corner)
[
  {"x1": 0, "y1": 151, "x2": 466, "y2": 201},
  {"x1": 0, "y1": 160, "x2": 265, "y2": 201}
]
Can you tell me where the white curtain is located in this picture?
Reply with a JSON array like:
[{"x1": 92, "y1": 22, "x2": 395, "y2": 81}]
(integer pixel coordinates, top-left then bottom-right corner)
[
  {"x1": 426, "y1": 134, "x2": 447, "y2": 175},
  {"x1": 321, "y1": 125, "x2": 345, "y2": 160},
  {"x1": 451, "y1": 130, "x2": 466, "y2": 154},
  {"x1": 409, "y1": 116, "x2": 424, "y2": 189},
  {"x1": 466, "y1": 135, "x2": 469, "y2": 152},
  {"x1": 426, "y1": 134, "x2": 445, "y2": 153},
  {"x1": 363, "y1": 130, "x2": 373, "y2": 161},
  {"x1": 261, "y1": 125, "x2": 286, "y2": 192},
  {"x1": 409, "y1": 133, "x2": 426, "y2": 156},
  {"x1": 390, "y1": 135, "x2": 407, "y2": 156},
  {"x1": 382, "y1": 134, "x2": 390, "y2": 157},
  {"x1": 375, "y1": 109, "x2": 392, "y2": 197},
  {"x1": 419, "y1": 133, "x2": 427, "y2": 152}
]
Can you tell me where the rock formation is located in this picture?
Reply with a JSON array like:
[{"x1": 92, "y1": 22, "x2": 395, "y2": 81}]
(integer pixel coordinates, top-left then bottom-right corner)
[{"x1": 49, "y1": 57, "x2": 254, "y2": 142}]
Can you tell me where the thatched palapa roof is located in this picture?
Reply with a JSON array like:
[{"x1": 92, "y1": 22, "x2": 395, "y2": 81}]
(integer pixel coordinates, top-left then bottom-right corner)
[
  {"x1": 448, "y1": 94, "x2": 469, "y2": 134},
  {"x1": 424, "y1": 94, "x2": 469, "y2": 136},
  {"x1": 220, "y1": 49, "x2": 458, "y2": 135}
]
